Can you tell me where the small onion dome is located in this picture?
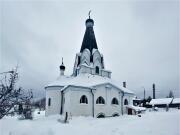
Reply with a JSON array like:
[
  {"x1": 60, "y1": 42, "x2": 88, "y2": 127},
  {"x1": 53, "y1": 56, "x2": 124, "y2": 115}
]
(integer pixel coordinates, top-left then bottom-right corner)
[
  {"x1": 60, "y1": 58, "x2": 65, "y2": 70},
  {"x1": 85, "y1": 18, "x2": 94, "y2": 27},
  {"x1": 60, "y1": 64, "x2": 65, "y2": 70}
]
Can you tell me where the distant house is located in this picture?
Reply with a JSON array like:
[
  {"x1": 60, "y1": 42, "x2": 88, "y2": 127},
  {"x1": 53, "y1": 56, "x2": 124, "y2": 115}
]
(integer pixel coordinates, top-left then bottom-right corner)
[
  {"x1": 133, "y1": 98, "x2": 143, "y2": 106},
  {"x1": 126, "y1": 105, "x2": 146, "y2": 115},
  {"x1": 170, "y1": 98, "x2": 180, "y2": 108},
  {"x1": 133, "y1": 98, "x2": 152, "y2": 108},
  {"x1": 149, "y1": 98, "x2": 173, "y2": 108}
]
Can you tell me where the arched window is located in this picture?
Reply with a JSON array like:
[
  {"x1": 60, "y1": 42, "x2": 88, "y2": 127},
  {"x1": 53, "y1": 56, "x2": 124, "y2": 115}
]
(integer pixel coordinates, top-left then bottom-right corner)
[
  {"x1": 124, "y1": 99, "x2": 128, "y2": 105},
  {"x1": 95, "y1": 66, "x2": 99, "y2": 74},
  {"x1": 97, "y1": 113, "x2": 105, "y2": 118},
  {"x1": 48, "y1": 98, "x2": 51, "y2": 106},
  {"x1": 112, "y1": 113, "x2": 119, "y2": 117},
  {"x1": 96, "y1": 96, "x2": 105, "y2": 104},
  {"x1": 80, "y1": 95, "x2": 88, "y2": 104},
  {"x1": 111, "y1": 98, "x2": 119, "y2": 105}
]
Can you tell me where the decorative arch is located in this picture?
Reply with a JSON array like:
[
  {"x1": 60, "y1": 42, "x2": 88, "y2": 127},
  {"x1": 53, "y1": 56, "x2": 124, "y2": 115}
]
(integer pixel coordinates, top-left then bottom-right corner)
[
  {"x1": 96, "y1": 96, "x2": 105, "y2": 104},
  {"x1": 111, "y1": 98, "x2": 119, "y2": 105},
  {"x1": 80, "y1": 95, "x2": 88, "y2": 104},
  {"x1": 124, "y1": 99, "x2": 128, "y2": 105},
  {"x1": 93, "y1": 50, "x2": 101, "y2": 65},
  {"x1": 81, "y1": 49, "x2": 90, "y2": 65},
  {"x1": 96, "y1": 113, "x2": 105, "y2": 118}
]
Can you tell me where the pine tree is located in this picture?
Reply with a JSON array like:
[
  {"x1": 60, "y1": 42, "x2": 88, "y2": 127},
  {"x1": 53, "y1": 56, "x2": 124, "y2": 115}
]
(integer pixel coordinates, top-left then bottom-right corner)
[{"x1": 168, "y1": 90, "x2": 174, "y2": 98}]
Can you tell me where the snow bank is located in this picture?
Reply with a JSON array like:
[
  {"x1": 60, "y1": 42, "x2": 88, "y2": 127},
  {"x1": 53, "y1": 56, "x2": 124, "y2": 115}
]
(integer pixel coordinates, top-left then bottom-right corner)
[{"x1": 0, "y1": 110, "x2": 180, "y2": 135}]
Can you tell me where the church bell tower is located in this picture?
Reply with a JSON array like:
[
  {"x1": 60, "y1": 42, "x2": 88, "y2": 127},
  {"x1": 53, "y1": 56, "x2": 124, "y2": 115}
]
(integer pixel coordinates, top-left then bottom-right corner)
[{"x1": 73, "y1": 12, "x2": 111, "y2": 78}]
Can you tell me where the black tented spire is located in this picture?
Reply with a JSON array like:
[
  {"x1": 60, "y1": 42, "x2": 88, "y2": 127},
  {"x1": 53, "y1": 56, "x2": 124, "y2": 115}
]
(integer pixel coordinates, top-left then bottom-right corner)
[{"x1": 80, "y1": 16, "x2": 98, "y2": 54}]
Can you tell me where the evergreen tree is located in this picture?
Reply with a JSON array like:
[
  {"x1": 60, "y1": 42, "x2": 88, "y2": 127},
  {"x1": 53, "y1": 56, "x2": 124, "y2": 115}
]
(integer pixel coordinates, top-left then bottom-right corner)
[
  {"x1": 147, "y1": 96, "x2": 152, "y2": 102},
  {"x1": 168, "y1": 90, "x2": 174, "y2": 98}
]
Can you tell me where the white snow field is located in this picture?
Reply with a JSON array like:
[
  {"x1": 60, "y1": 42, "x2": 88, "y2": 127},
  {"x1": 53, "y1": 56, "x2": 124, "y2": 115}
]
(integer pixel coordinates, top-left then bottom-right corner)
[{"x1": 0, "y1": 109, "x2": 180, "y2": 135}]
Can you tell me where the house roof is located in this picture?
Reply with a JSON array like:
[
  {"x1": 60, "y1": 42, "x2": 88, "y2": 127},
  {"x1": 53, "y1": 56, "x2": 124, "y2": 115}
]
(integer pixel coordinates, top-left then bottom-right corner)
[
  {"x1": 149, "y1": 98, "x2": 173, "y2": 105},
  {"x1": 45, "y1": 73, "x2": 134, "y2": 94},
  {"x1": 172, "y1": 98, "x2": 180, "y2": 104},
  {"x1": 127, "y1": 105, "x2": 146, "y2": 111}
]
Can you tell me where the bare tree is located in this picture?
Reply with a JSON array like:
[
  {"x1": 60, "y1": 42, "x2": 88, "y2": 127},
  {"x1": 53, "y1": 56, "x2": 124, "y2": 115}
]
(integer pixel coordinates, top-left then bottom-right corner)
[
  {"x1": 33, "y1": 97, "x2": 45, "y2": 111},
  {"x1": 0, "y1": 67, "x2": 33, "y2": 119}
]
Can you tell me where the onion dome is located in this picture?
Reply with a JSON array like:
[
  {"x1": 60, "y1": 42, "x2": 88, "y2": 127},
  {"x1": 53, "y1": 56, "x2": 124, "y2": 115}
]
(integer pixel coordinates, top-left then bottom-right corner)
[
  {"x1": 60, "y1": 58, "x2": 65, "y2": 70},
  {"x1": 85, "y1": 18, "x2": 94, "y2": 27}
]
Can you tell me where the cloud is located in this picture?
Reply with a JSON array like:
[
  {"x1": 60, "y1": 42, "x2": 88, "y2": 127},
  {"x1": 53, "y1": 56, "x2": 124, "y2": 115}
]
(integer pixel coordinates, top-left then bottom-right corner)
[{"x1": 0, "y1": 1, "x2": 179, "y2": 98}]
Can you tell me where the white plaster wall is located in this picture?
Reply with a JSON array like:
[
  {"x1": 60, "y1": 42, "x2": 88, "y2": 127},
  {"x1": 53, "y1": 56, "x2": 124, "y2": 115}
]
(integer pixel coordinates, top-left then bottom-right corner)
[
  {"x1": 93, "y1": 84, "x2": 122, "y2": 117},
  {"x1": 45, "y1": 85, "x2": 134, "y2": 117},
  {"x1": 64, "y1": 84, "x2": 127, "y2": 117},
  {"x1": 63, "y1": 89, "x2": 71, "y2": 115},
  {"x1": 81, "y1": 49, "x2": 90, "y2": 65},
  {"x1": 45, "y1": 87, "x2": 62, "y2": 116},
  {"x1": 123, "y1": 93, "x2": 134, "y2": 114},
  {"x1": 91, "y1": 68, "x2": 95, "y2": 75},
  {"x1": 66, "y1": 87, "x2": 93, "y2": 116},
  {"x1": 79, "y1": 65, "x2": 91, "y2": 74},
  {"x1": 101, "y1": 70, "x2": 108, "y2": 77},
  {"x1": 101, "y1": 70, "x2": 111, "y2": 78}
]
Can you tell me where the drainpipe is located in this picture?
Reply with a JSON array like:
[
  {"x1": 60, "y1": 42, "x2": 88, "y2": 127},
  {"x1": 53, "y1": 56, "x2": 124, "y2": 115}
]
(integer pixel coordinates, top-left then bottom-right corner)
[
  {"x1": 60, "y1": 91, "x2": 63, "y2": 115},
  {"x1": 121, "y1": 91, "x2": 124, "y2": 115},
  {"x1": 91, "y1": 89, "x2": 95, "y2": 117}
]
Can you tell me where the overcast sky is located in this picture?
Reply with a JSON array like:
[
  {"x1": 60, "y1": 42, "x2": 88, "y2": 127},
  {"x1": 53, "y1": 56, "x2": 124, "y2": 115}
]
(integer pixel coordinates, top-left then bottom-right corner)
[{"x1": 0, "y1": 0, "x2": 179, "y2": 99}]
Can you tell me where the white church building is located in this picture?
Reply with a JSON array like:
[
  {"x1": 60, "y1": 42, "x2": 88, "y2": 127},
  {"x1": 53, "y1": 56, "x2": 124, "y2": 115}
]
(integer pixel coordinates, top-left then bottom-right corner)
[{"x1": 45, "y1": 15, "x2": 135, "y2": 118}]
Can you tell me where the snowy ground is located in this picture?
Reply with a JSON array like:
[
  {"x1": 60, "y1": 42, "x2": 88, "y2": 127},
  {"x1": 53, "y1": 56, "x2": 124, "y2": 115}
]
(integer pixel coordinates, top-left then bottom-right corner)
[{"x1": 0, "y1": 109, "x2": 180, "y2": 135}]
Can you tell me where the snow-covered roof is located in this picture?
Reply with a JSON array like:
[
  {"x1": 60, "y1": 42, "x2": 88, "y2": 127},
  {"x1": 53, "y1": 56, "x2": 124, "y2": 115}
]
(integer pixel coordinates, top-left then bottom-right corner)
[
  {"x1": 92, "y1": 48, "x2": 98, "y2": 54},
  {"x1": 127, "y1": 105, "x2": 146, "y2": 111},
  {"x1": 101, "y1": 69, "x2": 112, "y2": 73},
  {"x1": 46, "y1": 73, "x2": 134, "y2": 94},
  {"x1": 172, "y1": 98, "x2": 180, "y2": 104},
  {"x1": 81, "y1": 63, "x2": 89, "y2": 67},
  {"x1": 132, "y1": 98, "x2": 142, "y2": 101},
  {"x1": 149, "y1": 98, "x2": 173, "y2": 105},
  {"x1": 133, "y1": 96, "x2": 143, "y2": 101}
]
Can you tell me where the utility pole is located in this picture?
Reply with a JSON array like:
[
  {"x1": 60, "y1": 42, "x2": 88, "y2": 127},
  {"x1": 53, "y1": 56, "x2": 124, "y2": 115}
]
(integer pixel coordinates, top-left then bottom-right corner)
[
  {"x1": 141, "y1": 86, "x2": 146, "y2": 100},
  {"x1": 143, "y1": 88, "x2": 146, "y2": 100},
  {"x1": 153, "y1": 83, "x2": 156, "y2": 99}
]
